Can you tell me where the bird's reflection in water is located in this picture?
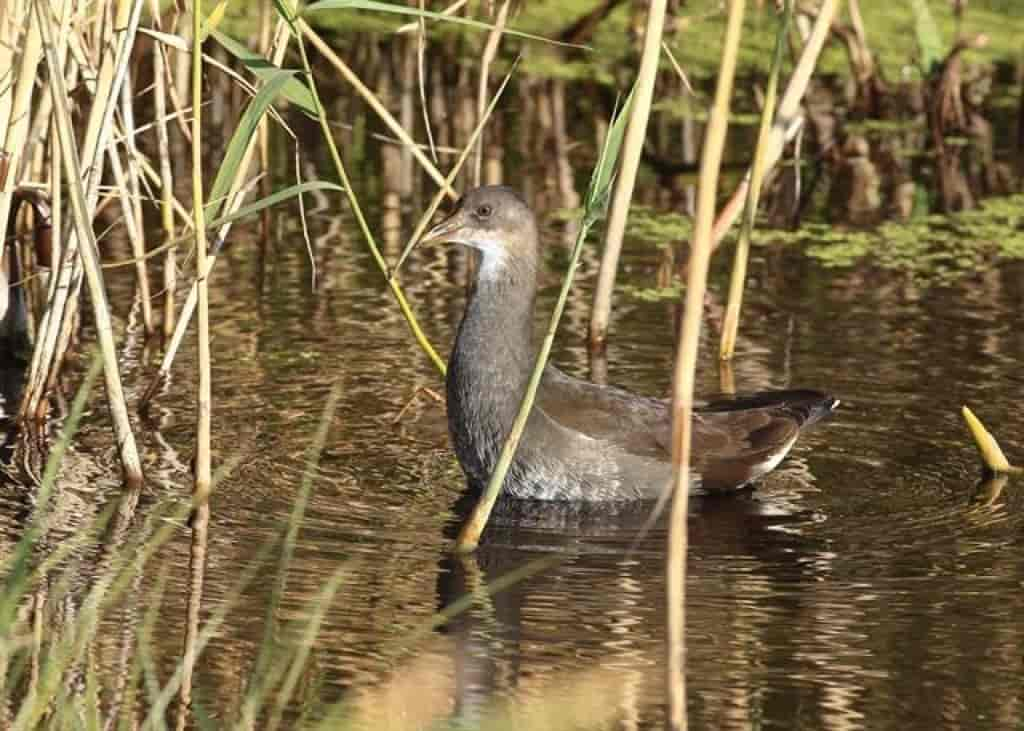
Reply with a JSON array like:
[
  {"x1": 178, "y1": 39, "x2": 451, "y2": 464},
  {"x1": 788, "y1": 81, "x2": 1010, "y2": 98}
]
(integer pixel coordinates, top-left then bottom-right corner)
[{"x1": 434, "y1": 475, "x2": 828, "y2": 727}]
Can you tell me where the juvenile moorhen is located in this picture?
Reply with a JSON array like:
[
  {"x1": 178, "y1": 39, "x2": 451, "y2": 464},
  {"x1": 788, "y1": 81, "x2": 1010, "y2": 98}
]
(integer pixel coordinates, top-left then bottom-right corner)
[{"x1": 422, "y1": 186, "x2": 836, "y2": 501}]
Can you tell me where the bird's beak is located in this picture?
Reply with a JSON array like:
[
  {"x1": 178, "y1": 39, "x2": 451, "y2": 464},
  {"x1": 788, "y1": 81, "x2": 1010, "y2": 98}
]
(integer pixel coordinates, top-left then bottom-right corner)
[
  {"x1": 420, "y1": 207, "x2": 466, "y2": 245},
  {"x1": 389, "y1": 205, "x2": 466, "y2": 278}
]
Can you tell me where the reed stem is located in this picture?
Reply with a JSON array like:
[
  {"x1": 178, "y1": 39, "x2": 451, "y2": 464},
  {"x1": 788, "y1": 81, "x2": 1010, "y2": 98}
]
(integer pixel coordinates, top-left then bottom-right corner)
[
  {"x1": 588, "y1": 0, "x2": 667, "y2": 353},
  {"x1": 178, "y1": 2, "x2": 212, "y2": 723},
  {"x1": 720, "y1": 0, "x2": 792, "y2": 361},
  {"x1": 35, "y1": 0, "x2": 144, "y2": 489},
  {"x1": 455, "y1": 92, "x2": 633, "y2": 552},
  {"x1": 473, "y1": 0, "x2": 510, "y2": 186},
  {"x1": 667, "y1": 1, "x2": 746, "y2": 728}
]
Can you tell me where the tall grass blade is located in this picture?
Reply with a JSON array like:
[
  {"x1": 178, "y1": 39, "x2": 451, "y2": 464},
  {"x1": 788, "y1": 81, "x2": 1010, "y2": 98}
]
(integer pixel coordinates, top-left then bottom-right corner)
[{"x1": 281, "y1": 5, "x2": 448, "y2": 374}]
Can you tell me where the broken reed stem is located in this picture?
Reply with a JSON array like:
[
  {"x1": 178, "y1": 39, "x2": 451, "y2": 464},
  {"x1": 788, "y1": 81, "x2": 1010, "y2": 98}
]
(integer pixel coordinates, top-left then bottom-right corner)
[
  {"x1": 291, "y1": 14, "x2": 447, "y2": 375},
  {"x1": 588, "y1": 0, "x2": 667, "y2": 352},
  {"x1": 667, "y1": 1, "x2": 746, "y2": 729},
  {"x1": 720, "y1": 0, "x2": 792, "y2": 361},
  {"x1": 473, "y1": 0, "x2": 510, "y2": 186},
  {"x1": 35, "y1": 0, "x2": 143, "y2": 490},
  {"x1": 299, "y1": 19, "x2": 458, "y2": 201}
]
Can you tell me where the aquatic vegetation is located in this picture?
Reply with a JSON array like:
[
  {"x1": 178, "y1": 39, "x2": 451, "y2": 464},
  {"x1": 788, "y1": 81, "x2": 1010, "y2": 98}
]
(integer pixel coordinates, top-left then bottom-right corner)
[{"x1": 794, "y1": 194, "x2": 1024, "y2": 283}]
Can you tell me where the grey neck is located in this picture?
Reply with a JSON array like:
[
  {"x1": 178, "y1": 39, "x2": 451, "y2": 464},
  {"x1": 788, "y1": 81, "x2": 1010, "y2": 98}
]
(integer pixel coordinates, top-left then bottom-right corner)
[{"x1": 446, "y1": 253, "x2": 539, "y2": 484}]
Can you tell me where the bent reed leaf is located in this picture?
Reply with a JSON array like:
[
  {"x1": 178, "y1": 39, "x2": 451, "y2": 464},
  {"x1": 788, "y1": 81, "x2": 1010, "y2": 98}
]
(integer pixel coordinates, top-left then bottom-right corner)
[
  {"x1": 205, "y1": 69, "x2": 300, "y2": 220},
  {"x1": 211, "y1": 30, "x2": 317, "y2": 115}
]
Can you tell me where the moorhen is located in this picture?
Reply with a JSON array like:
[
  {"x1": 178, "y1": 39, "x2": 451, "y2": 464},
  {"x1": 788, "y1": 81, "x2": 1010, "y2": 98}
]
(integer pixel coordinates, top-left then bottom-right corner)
[{"x1": 421, "y1": 186, "x2": 836, "y2": 501}]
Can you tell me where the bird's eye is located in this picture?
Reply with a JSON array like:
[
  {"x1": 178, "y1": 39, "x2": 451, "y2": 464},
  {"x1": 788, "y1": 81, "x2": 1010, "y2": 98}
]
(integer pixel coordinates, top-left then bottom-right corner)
[{"x1": 475, "y1": 204, "x2": 493, "y2": 218}]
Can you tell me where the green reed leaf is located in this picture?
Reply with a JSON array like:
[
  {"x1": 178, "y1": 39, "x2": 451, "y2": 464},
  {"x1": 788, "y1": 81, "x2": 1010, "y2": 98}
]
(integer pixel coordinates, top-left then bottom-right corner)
[
  {"x1": 205, "y1": 69, "x2": 299, "y2": 220},
  {"x1": 211, "y1": 30, "x2": 316, "y2": 115}
]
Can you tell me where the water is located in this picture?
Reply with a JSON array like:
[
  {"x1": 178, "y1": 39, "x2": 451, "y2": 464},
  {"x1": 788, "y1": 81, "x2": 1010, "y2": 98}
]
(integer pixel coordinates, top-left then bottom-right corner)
[{"x1": 5, "y1": 184, "x2": 1024, "y2": 728}]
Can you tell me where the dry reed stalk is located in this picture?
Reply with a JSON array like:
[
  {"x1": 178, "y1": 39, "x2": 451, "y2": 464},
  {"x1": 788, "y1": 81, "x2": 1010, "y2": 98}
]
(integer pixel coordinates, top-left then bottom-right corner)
[
  {"x1": 298, "y1": 19, "x2": 459, "y2": 201},
  {"x1": 35, "y1": 0, "x2": 144, "y2": 489},
  {"x1": 190, "y1": 0, "x2": 212, "y2": 508},
  {"x1": 0, "y1": 0, "x2": 44, "y2": 262},
  {"x1": 588, "y1": 0, "x2": 667, "y2": 352},
  {"x1": 177, "y1": 4, "x2": 212, "y2": 721},
  {"x1": 720, "y1": 0, "x2": 792, "y2": 361},
  {"x1": 19, "y1": 1, "x2": 73, "y2": 418},
  {"x1": 150, "y1": 0, "x2": 178, "y2": 341},
  {"x1": 667, "y1": 1, "x2": 747, "y2": 729},
  {"x1": 0, "y1": 2, "x2": 15, "y2": 139},
  {"x1": 472, "y1": 0, "x2": 510, "y2": 186},
  {"x1": 684, "y1": 0, "x2": 837, "y2": 275},
  {"x1": 22, "y1": 0, "x2": 147, "y2": 418},
  {"x1": 108, "y1": 147, "x2": 154, "y2": 337},
  {"x1": 119, "y1": 68, "x2": 154, "y2": 335}
]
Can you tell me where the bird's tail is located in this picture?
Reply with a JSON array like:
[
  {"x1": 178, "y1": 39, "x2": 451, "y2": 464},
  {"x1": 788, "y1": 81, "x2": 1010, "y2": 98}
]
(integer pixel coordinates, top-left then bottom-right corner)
[{"x1": 699, "y1": 389, "x2": 839, "y2": 428}]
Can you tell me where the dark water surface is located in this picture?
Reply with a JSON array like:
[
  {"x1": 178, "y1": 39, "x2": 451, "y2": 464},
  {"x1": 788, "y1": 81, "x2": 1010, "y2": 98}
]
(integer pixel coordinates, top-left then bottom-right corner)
[{"x1": 4, "y1": 192, "x2": 1024, "y2": 729}]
